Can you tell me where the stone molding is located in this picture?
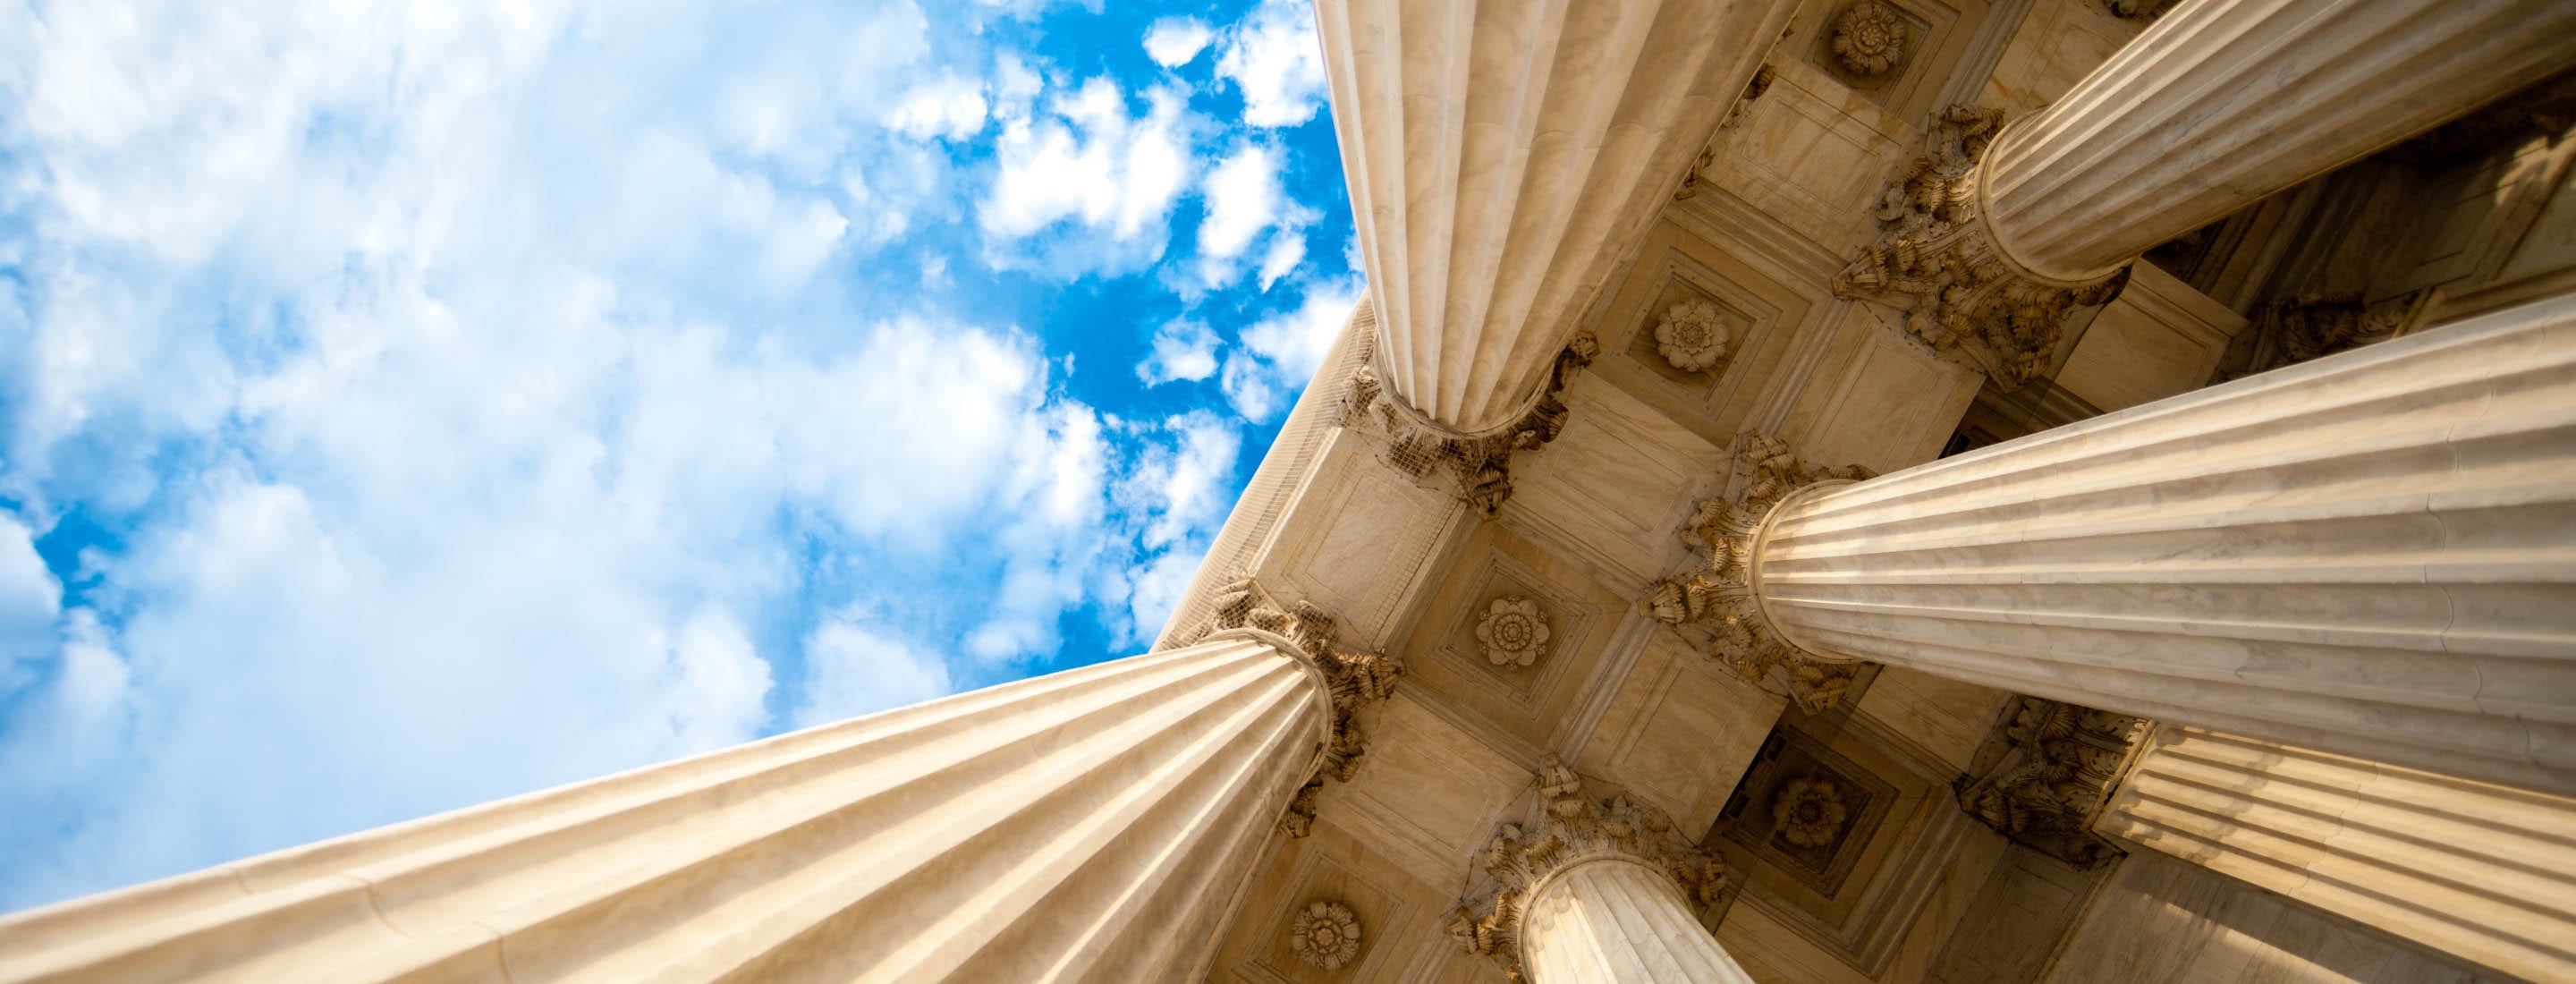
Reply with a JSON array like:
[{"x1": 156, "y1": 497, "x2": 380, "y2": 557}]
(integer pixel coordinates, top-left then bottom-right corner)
[
  {"x1": 1954, "y1": 696, "x2": 2148, "y2": 869},
  {"x1": 1339, "y1": 331, "x2": 1600, "y2": 517},
  {"x1": 1178, "y1": 579, "x2": 1404, "y2": 837},
  {"x1": 1832, "y1": 106, "x2": 2130, "y2": 391},
  {"x1": 1448, "y1": 757, "x2": 1728, "y2": 983},
  {"x1": 1645, "y1": 433, "x2": 1873, "y2": 714}
]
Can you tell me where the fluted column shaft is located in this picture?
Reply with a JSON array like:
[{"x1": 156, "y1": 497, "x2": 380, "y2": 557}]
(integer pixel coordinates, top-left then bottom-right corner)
[
  {"x1": 1519, "y1": 859, "x2": 1756, "y2": 984},
  {"x1": 0, "y1": 634, "x2": 1331, "y2": 984},
  {"x1": 1318, "y1": 0, "x2": 1797, "y2": 434},
  {"x1": 2097, "y1": 727, "x2": 2576, "y2": 982},
  {"x1": 1749, "y1": 294, "x2": 2576, "y2": 794},
  {"x1": 1980, "y1": 0, "x2": 2576, "y2": 284}
]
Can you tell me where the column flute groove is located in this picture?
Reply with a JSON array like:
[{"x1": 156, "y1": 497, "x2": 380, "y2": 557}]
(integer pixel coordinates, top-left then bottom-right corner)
[
  {"x1": 1746, "y1": 295, "x2": 2576, "y2": 794},
  {"x1": 0, "y1": 592, "x2": 1406, "y2": 984}
]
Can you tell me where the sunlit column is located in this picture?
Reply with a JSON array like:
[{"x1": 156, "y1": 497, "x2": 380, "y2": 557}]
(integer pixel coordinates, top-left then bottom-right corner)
[{"x1": 0, "y1": 611, "x2": 1393, "y2": 984}]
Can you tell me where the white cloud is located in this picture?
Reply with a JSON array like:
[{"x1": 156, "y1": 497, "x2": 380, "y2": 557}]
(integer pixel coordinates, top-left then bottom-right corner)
[
  {"x1": 1199, "y1": 144, "x2": 1282, "y2": 260},
  {"x1": 0, "y1": 0, "x2": 1256, "y2": 912},
  {"x1": 1144, "y1": 18, "x2": 1214, "y2": 68},
  {"x1": 1221, "y1": 280, "x2": 1361, "y2": 421},
  {"x1": 983, "y1": 77, "x2": 1194, "y2": 250},
  {"x1": 1139, "y1": 318, "x2": 1222, "y2": 386},
  {"x1": 792, "y1": 619, "x2": 953, "y2": 727},
  {"x1": 1257, "y1": 231, "x2": 1306, "y2": 290},
  {"x1": 1216, "y1": 0, "x2": 1327, "y2": 128},
  {"x1": 886, "y1": 77, "x2": 989, "y2": 140}
]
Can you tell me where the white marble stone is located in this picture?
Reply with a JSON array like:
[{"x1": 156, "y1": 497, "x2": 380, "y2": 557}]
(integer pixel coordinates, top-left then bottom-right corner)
[
  {"x1": 1317, "y1": 0, "x2": 1801, "y2": 433},
  {"x1": 0, "y1": 636, "x2": 1329, "y2": 984},
  {"x1": 1980, "y1": 0, "x2": 2576, "y2": 284},
  {"x1": 1752, "y1": 293, "x2": 2576, "y2": 794},
  {"x1": 1521, "y1": 860, "x2": 1757, "y2": 984}
]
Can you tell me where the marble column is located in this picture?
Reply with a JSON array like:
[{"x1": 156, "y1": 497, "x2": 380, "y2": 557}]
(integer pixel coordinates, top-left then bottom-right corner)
[
  {"x1": 1744, "y1": 293, "x2": 2576, "y2": 795},
  {"x1": 1450, "y1": 758, "x2": 1748, "y2": 983},
  {"x1": 2097, "y1": 726, "x2": 2576, "y2": 983},
  {"x1": 0, "y1": 608, "x2": 1397, "y2": 984},
  {"x1": 1317, "y1": 0, "x2": 1798, "y2": 435},
  {"x1": 1981, "y1": 0, "x2": 2576, "y2": 286},
  {"x1": 1519, "y1": 860, "x2": 1757, "y2": 984}
]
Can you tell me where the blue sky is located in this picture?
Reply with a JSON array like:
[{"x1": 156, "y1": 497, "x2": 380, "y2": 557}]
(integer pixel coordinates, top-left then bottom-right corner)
[{"x1": 0, "y1": 0, "x2": 1356, "y2": 911}]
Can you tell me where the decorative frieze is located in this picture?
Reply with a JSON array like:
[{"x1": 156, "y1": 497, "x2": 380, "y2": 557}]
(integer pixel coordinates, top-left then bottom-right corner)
[
  {"x1": 1644, "y1": 434, "x2": 1873, "y2": 714},
  {"x1": 1340, "y1": 331, "x2": 1601, "y2": 517},
  {"x1": 1954, "y1": 696, "x2": 2148, "y2": 869},
  {"x1": 1178, "y1": 579, "x2": 1404, "y2": 837},
  {"x1": 1832, "y1": 106, "x2": 2130, "y2": 391},
  {"x1": 1448, "y1": 757, "x2": 1730, "y2": 982},
  {"x1": 1831, "y1": 2, "x2": 1909, "y2": 77},
  {"x1": 1288, "y1": 900, "x2": 1364, "y2": 971}
]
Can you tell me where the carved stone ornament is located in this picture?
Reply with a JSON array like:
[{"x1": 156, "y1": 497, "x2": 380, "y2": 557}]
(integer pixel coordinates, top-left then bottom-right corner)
[
  {"x1": 1174, "y1": 579, "x2": 1403, "y2": 838},
  {"x1": 1289, "y1": 900, "x2": 1363, "y2": 971},
  {"x1": 1652, "y1": 299, "x2": 1733, "y2": 372},
  {"x1": 1832, "y1": 106, "x2": 2130, "y2": 391},
  {"x1": 1831, "y1": 1, "x2": 1909, "y2": 77},
  {"x1": 1476, "y1": 596, "x2": 1552, "y2": 667},
  {"x1": 2226, "y1": 291, "x2": 2428, "y2": 379},
  {"x1": 1339, "y1": 331, "x2": 1600, "y2": 517},
  {"x1": 1719, "y1": 64, "x2": 1776, "y2": 131},
  {"x1": 1771, "y1": 775, "x2": 1851, "y2": 847},
  {"x1": 1645, "y1": 433, "x2": 1873, "y2": 713},
  {"x1": 2102, "y1": 0, "x2": 2177, "y2": 21},
  {"x1": 1448, "y1": 757, "x2": 1728, "y2": 983},
  {"x1": 1954, "y1": 696, "x2": 2148, "y2": 869}
]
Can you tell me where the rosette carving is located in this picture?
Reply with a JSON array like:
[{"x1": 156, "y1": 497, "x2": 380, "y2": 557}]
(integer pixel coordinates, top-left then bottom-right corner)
[
  {"x1": 1177, "y1": 579, "x2": 1403, "y2": 837},
  {"x1": 1832, "y1": 106, "x2": 2129, "y2": 391},
  {"x1": 1476, "y1": 597, "x2": 1552, "y2": 667},
  {"x1": 1652, "y1": 300, "x2": 1732, "y2": 372},
  {"x1": 1447, "y1": 757, "x2": 1728, "y2": 982},
  {"x1": 1289, "y1": 900, "x2": 1363, "y2": 971},
  {"x1": 1644, "y1": 433, "x2": 1873, "y2": 713},
  {"x1": 1340, "y1": 332, "x2": 1600, "y2": 517},
  {"x1": 1831, "y1": 1, "x2": 1909, "y2": 77}
]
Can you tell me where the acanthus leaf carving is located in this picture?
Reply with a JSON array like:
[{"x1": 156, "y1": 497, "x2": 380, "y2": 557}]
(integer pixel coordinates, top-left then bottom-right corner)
[
  {"x1": 1339, "y1": 331, "x2": 1600, "y2": 517},
  {"x1": 1177, "y1": 578, "x2": 1402, "y2": 838},
  {"x1": 1447, "y1": 757, "x2": 1728, "y2": 982},
  {"x1": 1832, "y1": 106, "x2": 2130, "y2": 391},
  {"x1": 1645, "y1": 433, "x2": 1873, "y2": 713},
  {"x1": 1953, "y1": 695, "x2": 2148, "y2": 869}
]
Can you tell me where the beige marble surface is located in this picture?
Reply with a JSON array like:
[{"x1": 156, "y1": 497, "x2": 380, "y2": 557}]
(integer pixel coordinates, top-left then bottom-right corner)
[
  {"x1": 1755, "y1": 293, "x2": 2576, "y2": 794},
  {"x1": 2042, "y1": 852, "x2": 2487, "y2": 984},
  {"x1": 0, "y1": 636, "x2": 1328, "y2": 984},
  {"x1": 1521, "y1": 860, "x2": 1756, "y2": 984},
  {"x1": 1316, "y1": 0, "x2": 1801, "y2": 433},
  {"x1": 1981, "y1": 0, "x2": 2576, "y2": 284},
  {"x1": 2100, "y1": 726, "x2": 2576, "y2": 983}
]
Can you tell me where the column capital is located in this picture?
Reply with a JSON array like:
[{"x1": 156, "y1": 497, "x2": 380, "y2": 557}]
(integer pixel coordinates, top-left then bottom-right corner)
[
  {"x1": 1645, "y1": 433, "x2": 1873, "y2": 713},
  {"x1": 1176, "y1": 578, "x2": 1405, "y2": 836},
  {"x1": 1955, "y1": 696, "x2": 2149, "y2": 869},
  {"x1": 1339, "y1": 322, "x2": 1601, "y2": 517},
  {"x1": 1447, "y1": 757, "x2": 1728, "y2": 983},
  {"x1": 1831, "y1": 106, "x2": 2130, "y2": 390}
]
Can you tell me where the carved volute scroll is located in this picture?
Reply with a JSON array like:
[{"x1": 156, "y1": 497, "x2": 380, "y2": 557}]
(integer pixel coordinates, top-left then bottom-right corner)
[
  {"x1": 1177, "y1": 579, "x2": 1404, "y2": 837},
  {"x1": 1832, "y1": 106, "x2": 2130, "y2": 391},
  {"x1": 1448, "y1": 757, "x2": 1728, "y2": 982},
  {"x1": 1340, "y1": 331, "x2": 1601, "y2": 517},
  {"x1": 1645, "y1": 433, "x2": 1874, "y2": 713},
  {"x1": 1954, "y1": 696, "x2": 2148, "y2": 869}
]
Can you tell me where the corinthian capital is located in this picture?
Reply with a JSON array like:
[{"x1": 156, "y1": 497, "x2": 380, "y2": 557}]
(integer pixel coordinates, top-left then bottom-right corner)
[
  {"x1": 1181, "y1": 578, "x2": 1404, "y2": 837},
  {"x1": 1339, "y1": 330, "x2": 1600, "y2": 517},
  {"x1": 1832, "y1": 106, "x2": 2128, "y2": 391},
  {"x1": 1645, "y1": 433, "x2": 1872, "y2": 713},
  {"x1": 1448, "y1": 757, "x2": 1727, "y2": 983}
]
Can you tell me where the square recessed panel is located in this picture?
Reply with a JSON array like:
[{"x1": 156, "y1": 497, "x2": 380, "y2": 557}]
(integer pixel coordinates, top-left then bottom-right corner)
[{"x1": 1716, "y1": 728, "x2": 1898, "y2": 898}]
